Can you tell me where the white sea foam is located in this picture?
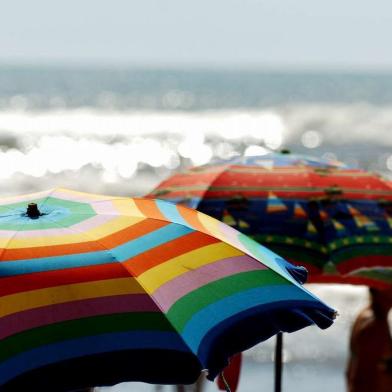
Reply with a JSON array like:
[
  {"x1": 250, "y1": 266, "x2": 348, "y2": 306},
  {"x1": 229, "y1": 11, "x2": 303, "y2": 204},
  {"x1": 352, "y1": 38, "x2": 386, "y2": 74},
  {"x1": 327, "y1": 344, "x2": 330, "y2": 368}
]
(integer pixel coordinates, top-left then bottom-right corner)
[{"x1": 0, "y1": 104, "x2": 391, "y2": 197}]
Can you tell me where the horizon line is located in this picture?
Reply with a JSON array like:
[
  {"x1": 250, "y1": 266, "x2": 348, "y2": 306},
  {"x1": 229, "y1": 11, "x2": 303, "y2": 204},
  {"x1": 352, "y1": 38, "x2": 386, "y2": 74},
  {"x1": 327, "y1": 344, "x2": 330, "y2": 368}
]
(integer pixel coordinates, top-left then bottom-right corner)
[{"x1": 1, "y1": 59, "x2": 392, "y2": 74}]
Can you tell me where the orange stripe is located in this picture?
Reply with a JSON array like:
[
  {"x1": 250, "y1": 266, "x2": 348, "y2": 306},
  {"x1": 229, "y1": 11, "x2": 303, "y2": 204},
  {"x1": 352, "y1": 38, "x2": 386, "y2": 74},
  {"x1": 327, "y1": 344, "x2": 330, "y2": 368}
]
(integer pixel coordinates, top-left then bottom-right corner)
[
  {"x1": 177, "y1": 205, "x2": 207, "y2": 233},
  {"x1": 123, "y1": 231, "x2": 219, "y2": 276},
  {"x1": 0, "y1": 219, "x2": 169, "y2": 261},
  {"x1": 133, "y1": 199, "x2": 167, "y2": 221},
  {"x1": 98, "y1": 219, "x2": 168, "y2": 249},
  {"x1": 0, "y1": 240, "x2": 104, "y2": 261}
]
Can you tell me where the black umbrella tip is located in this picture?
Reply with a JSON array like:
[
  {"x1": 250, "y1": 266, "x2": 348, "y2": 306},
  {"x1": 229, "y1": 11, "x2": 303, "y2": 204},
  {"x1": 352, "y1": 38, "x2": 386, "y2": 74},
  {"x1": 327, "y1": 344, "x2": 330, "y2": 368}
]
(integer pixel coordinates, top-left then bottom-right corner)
[
  {"x1": 280, "y1": 149, "x2": 291, "y2": 154},
  {"x1": 26, "y1": 203, "x2": 41, "y2": 219},
  {"x1": 276, "y1": 257, "x2": 308, "y2": 284}
]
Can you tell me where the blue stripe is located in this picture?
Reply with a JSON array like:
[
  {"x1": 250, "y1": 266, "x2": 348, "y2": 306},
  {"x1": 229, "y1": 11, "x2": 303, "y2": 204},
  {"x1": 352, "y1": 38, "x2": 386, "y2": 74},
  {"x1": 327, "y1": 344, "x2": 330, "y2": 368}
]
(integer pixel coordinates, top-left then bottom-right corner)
[
  {"x1": 156, "y1": 200, "x2": 190, "y2": 228},
  {"x1": 180, "y1": 285, "x2": 316, "y2": 353},
  {"x1": 0, "y1": 224, "x2": 194, "y2": 277},
  {"x1": 0, "y1": 250, "x2": 114, "y2": 276},
  {"x1": 111, "y1": 223, "x2": 193, "y2": 261},
  {"x1": 0, "y1": 331, "x2": 190, "y2": 386}
]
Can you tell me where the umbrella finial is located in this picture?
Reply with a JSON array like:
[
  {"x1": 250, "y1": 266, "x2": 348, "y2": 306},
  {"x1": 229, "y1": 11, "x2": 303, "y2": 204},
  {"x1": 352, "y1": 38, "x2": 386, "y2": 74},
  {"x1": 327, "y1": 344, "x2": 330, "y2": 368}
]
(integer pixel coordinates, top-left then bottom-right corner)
[
  {"x1": 26, "y1": 203, "x2": 41, "y2": 219},
  {"x1": 280, "y1": 149, "x2": 291, "y2": 154}
]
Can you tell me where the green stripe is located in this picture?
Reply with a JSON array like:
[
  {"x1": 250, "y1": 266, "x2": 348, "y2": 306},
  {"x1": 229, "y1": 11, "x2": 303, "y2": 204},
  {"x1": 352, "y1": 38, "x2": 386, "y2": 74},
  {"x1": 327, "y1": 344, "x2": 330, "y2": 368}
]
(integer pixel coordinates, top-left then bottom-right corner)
[
  {"x1": 0, "y1": 312, "x2": 169, "y2": 363},
  {"x1": 166, "y1": 270, "x2": 288, "y2": 331},
  {"x1": 1, "y1": 197, "x2": 92, "y2": 211},
  {"x1": 0, "y1": 197, "x2": 96, "y2": 230},
  {"x1": 332, "y1": 243, "x2": 392, "y2": 264}
]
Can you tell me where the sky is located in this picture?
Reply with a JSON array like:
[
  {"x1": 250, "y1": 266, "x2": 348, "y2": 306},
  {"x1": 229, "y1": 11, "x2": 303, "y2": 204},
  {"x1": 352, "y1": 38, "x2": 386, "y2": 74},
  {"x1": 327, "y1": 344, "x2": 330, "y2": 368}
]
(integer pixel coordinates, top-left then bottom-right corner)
[{"x1": 1, "y1": 0, "x2": 392, "y2": 69}]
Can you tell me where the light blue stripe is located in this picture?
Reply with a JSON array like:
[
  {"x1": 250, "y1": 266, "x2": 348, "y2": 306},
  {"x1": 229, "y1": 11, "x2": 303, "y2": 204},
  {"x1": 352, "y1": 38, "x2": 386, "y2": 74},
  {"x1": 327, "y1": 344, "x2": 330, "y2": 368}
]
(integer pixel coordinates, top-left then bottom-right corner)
[
  {"x1": 110, "y1": 223, "x2": 193, "y2": 261},
  {"x1": 156, "y1": 200, "x2": 190, "y2": 228},
  {"x1": 0, "y1": 251, "x2": 114, "y2": 276},
  {"x1": 0, "y1": 224, "x2": 194, "y2": 277},
  {"x1": 238, "y1": 233, "x2": 301, "y2": 287},
  {"x1": 0, "y1": 206, "x2": 71, "y2": 226},
  {"x1": 180, "y1": 285, "x2": 316, "y2": 353},
  {"x1": 0, "y1": 331, "x2": 189, "y2": 385}
]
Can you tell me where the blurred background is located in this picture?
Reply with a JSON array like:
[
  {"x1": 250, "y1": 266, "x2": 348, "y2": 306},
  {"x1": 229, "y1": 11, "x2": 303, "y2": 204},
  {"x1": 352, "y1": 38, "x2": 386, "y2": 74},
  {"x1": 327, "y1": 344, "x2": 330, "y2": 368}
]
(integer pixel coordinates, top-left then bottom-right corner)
[{"x1": 1, "y1": 1, "x2": 392, "y2": 391}]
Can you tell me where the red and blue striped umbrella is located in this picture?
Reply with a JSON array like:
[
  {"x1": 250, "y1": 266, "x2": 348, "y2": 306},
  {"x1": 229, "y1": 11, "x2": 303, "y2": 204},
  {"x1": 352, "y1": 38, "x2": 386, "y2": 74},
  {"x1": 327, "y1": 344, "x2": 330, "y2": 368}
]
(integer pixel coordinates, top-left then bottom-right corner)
[
  {"x1": 0, "y1": 188, "x2": 335, "y2": 391},
  {"x1": 148, "y1": 152, "x2": 392, "y2": 288}
]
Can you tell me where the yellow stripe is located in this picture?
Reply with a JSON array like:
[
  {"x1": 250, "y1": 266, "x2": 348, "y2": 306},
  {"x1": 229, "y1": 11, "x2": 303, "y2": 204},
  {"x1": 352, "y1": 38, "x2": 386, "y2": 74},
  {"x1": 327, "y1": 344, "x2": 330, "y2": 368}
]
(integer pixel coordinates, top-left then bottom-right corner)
[
  {"x1": 82, "y1": 215, "x2": 145, "y2": 241},
  {"x1": 195, "y1": 211, "x2": 244, "y2": 251},
  {"x1": 197, "y1": 212, "x2": 224, "y2": 239},
  {"x1": 112, "y1": 199, "x2": 145, "y2": 217},
  {"x1": 137, "y1": 242, "x2": 243, "y2": 293},
  {"x1": 0, "y1": 216, "x2": 146, "y2": 248},
  {"x1": 0, "y1": 277, "x2": 143, "y2": 318}
]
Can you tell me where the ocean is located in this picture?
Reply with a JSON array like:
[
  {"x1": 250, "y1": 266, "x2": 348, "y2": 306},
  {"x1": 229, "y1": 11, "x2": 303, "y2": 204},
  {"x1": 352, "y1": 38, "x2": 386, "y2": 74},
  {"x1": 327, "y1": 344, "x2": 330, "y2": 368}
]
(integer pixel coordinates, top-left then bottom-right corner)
[
  {"x1": 0, "y1": 66, "x2": 391, "y2": 391},
  {"x1": 0, "y1": 66, "x2": 391, "y2": 198}
]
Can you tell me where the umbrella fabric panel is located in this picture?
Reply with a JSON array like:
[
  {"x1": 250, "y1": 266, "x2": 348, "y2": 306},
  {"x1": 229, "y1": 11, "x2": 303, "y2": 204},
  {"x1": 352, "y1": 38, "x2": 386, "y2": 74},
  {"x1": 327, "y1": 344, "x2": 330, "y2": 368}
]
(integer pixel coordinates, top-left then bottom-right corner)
[
  {"x1": 4, "y1": 350, "x2": 202, "y2": 392},
  {"x1": 0, "y1": 188, "x2": 336, "y2": 389},
  {"x1": 0, "y1": 323, "x2": 191, "y2": 387}
]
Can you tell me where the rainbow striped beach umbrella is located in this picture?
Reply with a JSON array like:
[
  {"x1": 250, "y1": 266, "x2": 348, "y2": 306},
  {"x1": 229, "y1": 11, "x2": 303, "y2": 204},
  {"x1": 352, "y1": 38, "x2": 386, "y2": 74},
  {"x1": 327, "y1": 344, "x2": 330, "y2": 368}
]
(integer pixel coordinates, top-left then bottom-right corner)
[{"x1": 0, "y1": 188, "x2": 335, "y2": 391}]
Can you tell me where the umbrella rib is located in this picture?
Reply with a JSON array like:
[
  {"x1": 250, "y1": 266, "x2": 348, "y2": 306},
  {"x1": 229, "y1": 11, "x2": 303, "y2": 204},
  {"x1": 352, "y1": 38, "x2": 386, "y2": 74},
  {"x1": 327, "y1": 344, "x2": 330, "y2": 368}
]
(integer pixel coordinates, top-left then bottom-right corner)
[
  {"x1": 35, "y1": 213, "x2": 120, "y2": 261},
  {"x1": 184, "y1": 164, "x2": 232, "y2": 208},
  {"x1": 0, "y1": 192, "x2": 60, "y2": 261},
  {"x1": 0, "y1": 220, "x2": 31, "y2": 262},
  {"x1": 37, "y1": 188, "x2": 59, "y2": 209}
]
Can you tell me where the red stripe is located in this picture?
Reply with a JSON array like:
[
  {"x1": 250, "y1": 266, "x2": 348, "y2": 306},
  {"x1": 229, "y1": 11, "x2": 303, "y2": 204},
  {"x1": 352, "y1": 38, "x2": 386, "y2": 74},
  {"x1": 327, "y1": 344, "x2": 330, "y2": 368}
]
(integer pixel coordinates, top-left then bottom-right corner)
[
  {"x1": 0, "y1": 263, "x2": 130, "y2": 296},
  {"x1": 337, "y1": 255, "x2": 392, "y2": 275},
  {"x1": 308, "y1": 274, "x2": 391, "y2": 289}
]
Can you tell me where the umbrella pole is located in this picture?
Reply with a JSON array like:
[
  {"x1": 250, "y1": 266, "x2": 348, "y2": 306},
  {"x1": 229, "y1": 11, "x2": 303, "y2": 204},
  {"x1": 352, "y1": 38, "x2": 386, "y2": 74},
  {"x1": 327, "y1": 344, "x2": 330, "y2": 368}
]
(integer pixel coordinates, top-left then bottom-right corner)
[
  {"x1": 219, "y1": 371, "x2": 232, "y2": 392},
  {"x1": 274, "y1": 332, "x2": 283, "y2": 392}
]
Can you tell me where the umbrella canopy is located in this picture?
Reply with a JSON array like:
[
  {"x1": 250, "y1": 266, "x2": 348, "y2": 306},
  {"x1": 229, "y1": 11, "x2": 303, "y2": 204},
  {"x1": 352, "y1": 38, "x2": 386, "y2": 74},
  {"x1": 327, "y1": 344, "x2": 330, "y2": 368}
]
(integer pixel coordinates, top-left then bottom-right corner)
[
  {"x1": 147, "y1": 152, "x2": 392, "y2": 288},
  {"x1": 0, "y1": 188, "x2": 335, "y2": 391}
]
